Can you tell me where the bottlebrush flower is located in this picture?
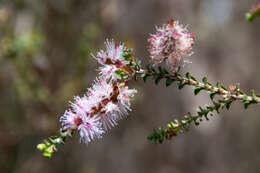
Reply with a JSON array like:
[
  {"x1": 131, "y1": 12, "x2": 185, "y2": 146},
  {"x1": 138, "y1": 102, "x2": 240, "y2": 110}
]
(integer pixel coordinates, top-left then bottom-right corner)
[
  {"x1": 60, "y1": 77, "x2": 137, "y2": 143},
  {"x1": 148, "y1": 19, "x2": 195, "y2": 73},
  {"x1": 93, "y1": 39, "x2": 132, "y2": 80},
  {"x1": 60, "y1": 110, "x2": 104, "y2": 144}
]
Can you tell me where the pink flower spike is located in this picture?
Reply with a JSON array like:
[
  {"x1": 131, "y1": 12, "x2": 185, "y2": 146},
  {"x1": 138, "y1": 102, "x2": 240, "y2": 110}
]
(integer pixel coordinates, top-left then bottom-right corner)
[{"x1": 148, "y1": 19, "x2": 194, "y2": 73}]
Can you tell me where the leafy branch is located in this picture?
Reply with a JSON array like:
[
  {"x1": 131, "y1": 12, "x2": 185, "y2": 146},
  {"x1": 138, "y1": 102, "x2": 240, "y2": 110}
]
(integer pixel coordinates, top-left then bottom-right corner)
[
  {"x1": 37, "y1": 129, "x2": 74, "y2": 158},
  {"x1": 141, "y1": 65, "x2": 259, "y2": 143},
  {"x1": 147, "y1": 98, "x2": 232, "y2": 143},
  {"x1": 141, "y1": 65, "x2": 260, "y2": 108}
]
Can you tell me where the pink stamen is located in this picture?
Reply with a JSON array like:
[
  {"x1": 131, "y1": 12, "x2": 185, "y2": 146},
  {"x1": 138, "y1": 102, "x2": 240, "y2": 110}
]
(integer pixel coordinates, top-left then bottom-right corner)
[
  {"x1": 86, "y1": 122, "x2": 93, "y2": 129},
  {"x1": 88, "y1": 89, "x2": 94, "y2": 96},
  {"x1": 184, "y1": 33, "x2": 196, "y2": 36},
  {"x1": 115, "y1": 43, "x2": 118, "y2": 49},
  {"x1": 98, "y1": 79, "x2": 104, "y2": 88},
  {"x1": 173, "y1": 32, "x2": 182, "y2": 37},
  {"x1": 76, "y1": 104, "x2": 89, "y2": 116},
  {"x1": 68, "y1": 109, "x2": 74, "y2": 114},
  {"x1": 148, "y1": 46, "x2": 156, "y2": 49},
  {"x1": 77, "y1": 104, "x2": 84, "y2": 110},
  {"x1": 147, "y1": 33, "x2": 163, "y2": 41},
  {"x1": 105, "y1": 68, "x2": 113, "y2": 74},
  {"x1": 122, "y1": 93, "x2": 129, "y2": 99}
]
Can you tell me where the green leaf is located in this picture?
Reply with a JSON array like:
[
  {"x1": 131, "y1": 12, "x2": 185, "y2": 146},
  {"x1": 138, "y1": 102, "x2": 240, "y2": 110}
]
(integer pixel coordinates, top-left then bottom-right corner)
[
  {"x1": 177, "y1": 66, "x2": 181, "y2": 73},
  {"x1": 185, "y1": 72, "x2": 191, "y2": 79},
  {"x1": 158, "y1": 66, "x2": 163, "y2": 73},
  {"x1": 178, "y1": 81, "x2": 187, "y2": 89},
  {"x1": 216, "y1": 82, "x2": 221, "y2": 89},
  {"x1": 37, "y1": 144, "x2": 46, "y2": 151},
  {"x1": 140, "y1": 73, "x2": 146, "y2": 78},
  {"x1": 190, "y1": 76, "x2": 197, "y2": 82},
  {"x1": 225, "y1": 101, "x2": 232, "y2": 110},
  {"x1": 202, "y1": 77, "x2": 207, "y2": 84},
  {"x1": 114, "y1": 69, "x2": 124, "y2": 79},
  {"x1": 250, "y1": 90, "x2": 257, "y2": 100},
  {"x1": 142, "y1": 74, "x2": 149, "y2": 82},
  {"x1": 194, "y1": 121, "x2": 200, "y2": 126},
  {"x1": 166, "y1": 78, "x2": 174, "y2": 87},
  {"x1": 210, "y1": 92, "x2": 217, "y2": 100},
  {"x1": 43, "y1": 152, "x2": 52, "y2": 158},
  {"x1": 204, "y1": 114, "x2": 209, "y2": 120},
  {"x1": 155, "y1": 76, "x2": 162, "y2": 85},
  {"x1": 162, "y1": 68, "x2": 169, "y2": 74},
  {"x1": 213, "y1": 101, "x2": 220, "y2": 113},
  {"x1": 146, "y1": 64, "x2": 152, "y2": 71},
  {"x1": 220, "y1": 84, "x2": 228, "y2": 91},
  {"x1": 244, "y1": 101, "x2": 251, "y2": 109},
  {"x1": 147, "y1": 134, "x2": 153, "y2": 141},
  {"x1": 194, "y1": 87, "x2": 203, "y2": 95}
]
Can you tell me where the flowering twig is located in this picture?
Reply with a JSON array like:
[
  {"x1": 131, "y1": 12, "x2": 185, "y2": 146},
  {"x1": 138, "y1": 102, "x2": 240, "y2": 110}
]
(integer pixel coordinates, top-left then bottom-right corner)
[
  {"x1": 37, "y1": 19, "x2": 260, "y2": 158},
  {"x1": 37, "y1": 40, "x2": 139, "y2": 158}
]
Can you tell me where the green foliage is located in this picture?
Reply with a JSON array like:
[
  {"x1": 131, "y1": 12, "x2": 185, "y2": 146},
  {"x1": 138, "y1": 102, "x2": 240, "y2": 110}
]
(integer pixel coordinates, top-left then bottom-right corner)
[
  {"x1": 37, "y1": 129, "x2": 73, "y2": 158},
  {"x1": 114, "y1": 69, "x2": 129, "y2": 80},
  {"x1": 143, "y1": 68, "x2": 259, "y2": 144},
  {"x1": 147, "y1": 99, "x2": 233, "y2": 144},
  {"x1": 166, "y1": 78, "x2": 174, "y2": 87}
]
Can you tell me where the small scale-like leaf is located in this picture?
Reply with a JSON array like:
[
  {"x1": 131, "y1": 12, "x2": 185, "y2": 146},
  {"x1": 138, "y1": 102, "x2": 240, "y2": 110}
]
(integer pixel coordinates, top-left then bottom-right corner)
[
  {"x1": 250, "y1": 90, "x2": 257, "y2": 100},
  {"x1": 204, "y1": 114, "x2": 209, "y2": 120},
  {"x1": 140, "y1": 73, "x2": 146, "y2": 78},
  {"x1": 190, "y1": 76, "x2": 197, "y2": 82},
  {"x1": 216, "y1": 82, "x2": 221, "y2": 89},
  {"x1": 155, "y1": 76, "x2": 162, "y2": 85},
  {"x1": 220, "y1": 84, "x2": 228, "y2": 91},
  {"x1": 244, "y1": 101, "x2": 251, "y2": 109},
  {"x1": 162, "y1": 68, "x2": 169, "y2": 74},
  {"x1": 158, "y1": 66, "x2": 163, "y2": 73},
  {"x1": 202, "y1": 77, "x2": 207, "y2": 84},
  {"x1": 177, "y1": 66, "x2": 181, "y2": 73},
  {"x1": 194, "y1": 87, "x2": 203, "y2": 95},
  {"x1": 166, "y1": 78, "x2": 174, "y2": 87},
  {"x1": 178, "y1": 81, "x2": 187, "y2": 89},
  {"x1": 210, "y1": 92, "x2": 217, "y2": 100},
  {"x1": 185, "y1": 72, "x2": 191, "y2": 79},
  {"x1": 43, "y1": 152, "x2": 52, "y2": 158},
  {"x1": 226, "y1": 101, "x2": 232, "y2": 110}
]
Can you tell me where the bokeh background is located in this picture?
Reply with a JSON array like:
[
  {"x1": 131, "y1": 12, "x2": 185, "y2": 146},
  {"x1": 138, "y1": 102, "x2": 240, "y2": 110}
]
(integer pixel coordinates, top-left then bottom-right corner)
[{"x1": 0, "y1": 0, "x2": 260, "y2": 173}]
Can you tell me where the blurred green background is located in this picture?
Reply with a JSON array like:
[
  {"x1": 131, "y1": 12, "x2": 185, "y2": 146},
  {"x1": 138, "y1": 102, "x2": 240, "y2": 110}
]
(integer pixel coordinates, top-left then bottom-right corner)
[{"x1": 0, "y1": 0, "x2": 260, "y2": 173}]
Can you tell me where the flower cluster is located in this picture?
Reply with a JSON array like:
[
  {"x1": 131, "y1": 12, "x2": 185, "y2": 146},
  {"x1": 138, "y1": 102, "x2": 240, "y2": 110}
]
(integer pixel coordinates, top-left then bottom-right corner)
[
  {"x1": 60, "y1": 40, "x2": 137, "y2": 144},
  {"x1": 94, "y1": 40, "x2": 131, "y2": 80},
  {"x1": 148, "y1": 19, "x2": 195, "y2": 72}
]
